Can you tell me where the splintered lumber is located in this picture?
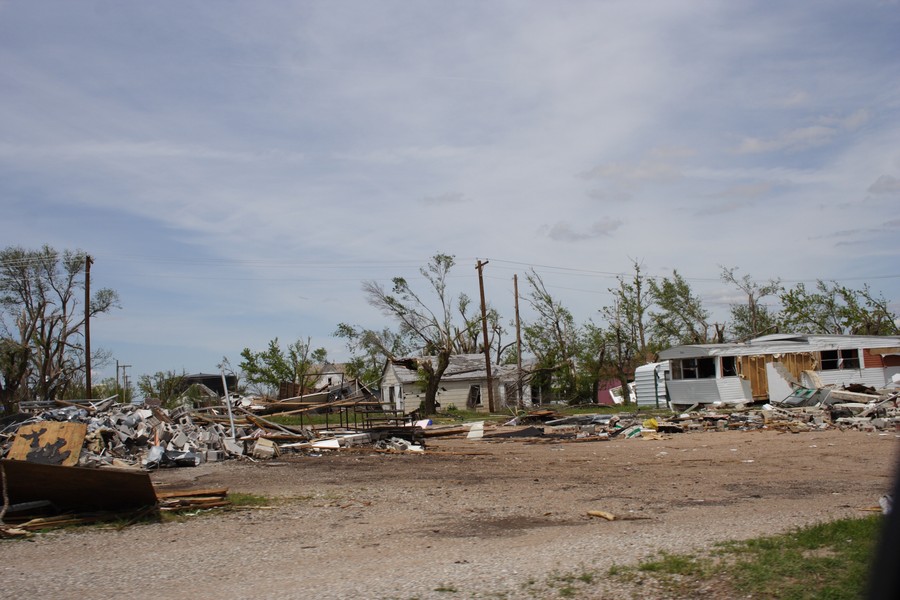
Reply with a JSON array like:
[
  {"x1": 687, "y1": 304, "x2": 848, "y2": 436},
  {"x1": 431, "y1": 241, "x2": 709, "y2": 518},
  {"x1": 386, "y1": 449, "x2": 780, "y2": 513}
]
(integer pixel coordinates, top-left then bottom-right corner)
[
  {"x1": 155, "y1": 488, "x2": 229, "y2": 500},
  {"x1": 158, "y1": 498, "x2": 230, "y2": 511},
  {"x1": 154, "y1": 486, "x2": 229, "y2": 512},
  {"x1": 17, "y1": 509, "x2": 155, "y2": 530},
  {"x1": 240, "y1": 410, "x2": 308, "y2": 436}
]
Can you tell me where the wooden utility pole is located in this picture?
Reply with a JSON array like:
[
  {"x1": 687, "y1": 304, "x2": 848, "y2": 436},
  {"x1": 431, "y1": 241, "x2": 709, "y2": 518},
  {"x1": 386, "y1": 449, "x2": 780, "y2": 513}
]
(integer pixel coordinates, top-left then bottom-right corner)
[
  {"x1": 514, "y1": 274, "x2": 523, "y2": 408},
  {"x1": 475, "y1": 260, "x2": 495, "y2": 412},
  {"x1": 84, "y1": 255, "x2": 93, "y2": 400},
  {"x1": 117, "y1": 362, "x2": 132, "y2": 403}
]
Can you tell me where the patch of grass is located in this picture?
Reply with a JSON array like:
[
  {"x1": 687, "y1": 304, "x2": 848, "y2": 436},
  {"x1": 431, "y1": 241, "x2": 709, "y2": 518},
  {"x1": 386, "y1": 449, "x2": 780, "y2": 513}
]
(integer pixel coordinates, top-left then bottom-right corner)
[
  {"x1": 610, "y1": 515, "x2": 882, "y2": 599},
  {"x1": 535, "y1": 566, "x2": 600, "y2": 598},
  {"x1": 720, "y1": 516, "x2": 880, "y2": 599},
  {"x1": 638, "y1": 552, "x2": 707, "y2": 576},
  {"x1": 227, "y1": 492, "x2": 275, "y2": 507}
]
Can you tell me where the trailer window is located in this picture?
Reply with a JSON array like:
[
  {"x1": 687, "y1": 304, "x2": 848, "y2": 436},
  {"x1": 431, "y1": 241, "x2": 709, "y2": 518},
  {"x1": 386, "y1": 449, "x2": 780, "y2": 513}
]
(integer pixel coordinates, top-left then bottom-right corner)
[
  {"x1": 673, "y1": 357, "x2": 716, "y2": 379},
  {"x1": 820, "y1": 349, "x2": 860, "y2": 370},
  {"x1": 721, "y1": 356, "x2": 737, "y2": 377}
]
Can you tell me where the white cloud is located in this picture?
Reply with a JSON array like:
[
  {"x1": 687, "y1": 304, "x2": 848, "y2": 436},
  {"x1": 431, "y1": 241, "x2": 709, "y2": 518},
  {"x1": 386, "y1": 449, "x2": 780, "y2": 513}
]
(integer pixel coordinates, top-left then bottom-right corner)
[
  {"x1": 735, "y1": 109, "x2": 871, "y2": 155},
  {"x1": 868, "y1": 175, "x2": 900, "y2": 194},
  {"x1": 420, "y1": 192, "x2": 467, "y2": 206},
  {"x1": 710, "y1": 182, "x2": 776, "y2": 199},
  {"x1": 782, "y1": 90, "x2": 810, "y2": 107},
  {"x1": 544, "y1": 219, "x2": 624, "y2": 242},
  {"x1": 736, "y1": 125, "x2": 837, "y2": 154}
]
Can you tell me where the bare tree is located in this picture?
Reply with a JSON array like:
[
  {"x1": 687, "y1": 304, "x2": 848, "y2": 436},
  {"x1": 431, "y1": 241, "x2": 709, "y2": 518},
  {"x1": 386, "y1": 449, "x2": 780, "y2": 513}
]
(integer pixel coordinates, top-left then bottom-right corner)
[{"x1": 0, "y1": 245, "x2": 119, "y2": 410}]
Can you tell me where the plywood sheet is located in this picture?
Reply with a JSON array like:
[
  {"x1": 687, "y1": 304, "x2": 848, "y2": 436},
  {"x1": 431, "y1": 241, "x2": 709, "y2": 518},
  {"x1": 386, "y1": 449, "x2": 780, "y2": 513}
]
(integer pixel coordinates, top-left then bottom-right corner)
[{"x1": 7, "y1": 422, "x2": 87, "y2": 466}]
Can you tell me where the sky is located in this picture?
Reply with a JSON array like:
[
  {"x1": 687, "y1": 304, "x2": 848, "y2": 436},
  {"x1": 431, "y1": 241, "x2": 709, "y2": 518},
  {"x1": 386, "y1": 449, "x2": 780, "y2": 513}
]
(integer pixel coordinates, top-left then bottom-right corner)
[{"x1": 1, "y1": 0, "x2": 899, "y2": 386}]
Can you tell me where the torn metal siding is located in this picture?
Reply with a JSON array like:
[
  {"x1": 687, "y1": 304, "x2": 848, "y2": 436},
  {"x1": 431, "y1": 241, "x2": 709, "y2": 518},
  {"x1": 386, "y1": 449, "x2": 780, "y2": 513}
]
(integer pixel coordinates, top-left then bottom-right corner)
[{"x1": 666, "y1": 377, "x2": 753, "y2": 406}]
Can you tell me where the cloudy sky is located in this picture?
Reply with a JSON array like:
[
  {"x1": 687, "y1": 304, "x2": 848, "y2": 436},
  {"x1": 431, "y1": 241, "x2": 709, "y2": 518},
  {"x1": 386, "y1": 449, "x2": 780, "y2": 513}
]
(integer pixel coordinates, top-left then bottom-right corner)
[{"x1": 2, "y1": 1, "x2": 899, "y2": 384}]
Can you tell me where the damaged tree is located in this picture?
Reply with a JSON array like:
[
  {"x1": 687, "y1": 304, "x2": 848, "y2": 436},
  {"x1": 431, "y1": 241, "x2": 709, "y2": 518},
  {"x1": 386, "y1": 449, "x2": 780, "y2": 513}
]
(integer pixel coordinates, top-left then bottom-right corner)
[
  {"x1": 0, "y1": 245, "x2": 119, "y2": 412},
  {"x1": 522, "y1": 269, "x2": 579, "y2": 402},
  {"x1": 778, "y1": 280, "x2": 899, "y2": 336},
  {"x1": 721, "y1": 266, "x2": 781, "y2": 341},
  {"x1": 343, "y1": 254, "x2": 482, "y2": 415}
]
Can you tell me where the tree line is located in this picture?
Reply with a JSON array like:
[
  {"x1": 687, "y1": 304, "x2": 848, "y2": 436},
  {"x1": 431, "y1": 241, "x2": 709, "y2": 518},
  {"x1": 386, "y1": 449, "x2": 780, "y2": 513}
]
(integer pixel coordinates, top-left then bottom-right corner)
[
  {"x1": 334, "y1": 255, "x2": 898, "y2": 412},
  {"x1": 1, "y1": 246, "x2": 896, "y2": 413}
]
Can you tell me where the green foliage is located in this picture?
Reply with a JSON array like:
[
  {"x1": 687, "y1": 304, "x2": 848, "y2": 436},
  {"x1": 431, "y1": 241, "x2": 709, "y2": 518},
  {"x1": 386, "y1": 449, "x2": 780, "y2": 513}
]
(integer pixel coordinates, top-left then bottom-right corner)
[
  {"x1": 239, "y1": 336, "x2": 327, "y2": 396},
  {"x1": 522, "y1": 269, "x2": 579, "y2": 402},
  {"x1": 779, "y1": 280, "x2": 899, "y2": 335},
  {"x1": 137, "y1": 370, "x2": 185, "y2": 408},
  {"x1": 335, "y1": 323, "x2": 412, "y2": 387},
  {"x1": 598, "y1": 261, "x2": 654, "y2": 403},
  {"x1": 0, "y1": 245, "x2": 120, "y2": 411},
  {"x1": 721, "y1": 266, "x2": 781, "y2": 341},
  {"x1": 574, "y1": 321, "x2": 608, "y2": 401},
  {"x1": 648, "y1": 270, "x2": 717, "y2": 346}
]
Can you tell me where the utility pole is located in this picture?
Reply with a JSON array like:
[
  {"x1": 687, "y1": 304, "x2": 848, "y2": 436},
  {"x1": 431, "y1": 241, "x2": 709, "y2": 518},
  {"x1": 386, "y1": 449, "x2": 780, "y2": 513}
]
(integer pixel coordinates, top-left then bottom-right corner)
[
  {"x1": 119, "y1": 363, "x2": 132, "y2": 403},
  {"x1": 475, "y1": 260, "x2": 495, "y2": 412},
  {"x1": 514, "y1": 274, "x2": 523, "y2": 408},
  {"x1": 84, "y1": 255, "x2": 93, "y2": 399}
]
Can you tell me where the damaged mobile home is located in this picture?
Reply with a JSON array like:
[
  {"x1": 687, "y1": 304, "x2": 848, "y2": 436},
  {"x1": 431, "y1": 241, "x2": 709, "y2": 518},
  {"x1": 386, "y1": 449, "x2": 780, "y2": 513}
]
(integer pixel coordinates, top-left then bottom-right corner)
[{"x1": 658, "y1": 334, "x2": 900, "y2": 408}]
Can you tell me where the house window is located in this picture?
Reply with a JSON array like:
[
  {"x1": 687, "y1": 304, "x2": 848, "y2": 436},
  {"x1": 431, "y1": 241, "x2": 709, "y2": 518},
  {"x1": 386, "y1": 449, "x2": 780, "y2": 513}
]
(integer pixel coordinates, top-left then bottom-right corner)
[
  {"x1": 721, "y1": 356, "x2": 737, "y2": 377},
  {"x1": 820, "y1": 349, "x2": 860, "y2": 370},
  {"x1": 672, "y1": 357, "x2": 716, "y2": 379},
  {"x1": 467, "y1": 385, "x2": 482, "y2": 408}
]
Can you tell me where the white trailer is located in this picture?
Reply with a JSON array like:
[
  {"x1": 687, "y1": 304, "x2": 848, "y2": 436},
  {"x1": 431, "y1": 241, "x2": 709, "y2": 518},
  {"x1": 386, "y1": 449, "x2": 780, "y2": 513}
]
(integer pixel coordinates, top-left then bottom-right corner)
[{"x1": 634, "y1": 361, "x2": 670, "y2": 408}]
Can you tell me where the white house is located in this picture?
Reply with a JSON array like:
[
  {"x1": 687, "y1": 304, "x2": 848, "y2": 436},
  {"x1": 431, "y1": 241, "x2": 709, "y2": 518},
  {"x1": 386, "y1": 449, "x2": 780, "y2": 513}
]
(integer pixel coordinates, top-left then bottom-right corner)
[
  {"x1": 380, "y1": 354, "x2": 533, "y2": 414},
  {"x1": 658, "y1": 334, "x2": 900, "y2": 408}
]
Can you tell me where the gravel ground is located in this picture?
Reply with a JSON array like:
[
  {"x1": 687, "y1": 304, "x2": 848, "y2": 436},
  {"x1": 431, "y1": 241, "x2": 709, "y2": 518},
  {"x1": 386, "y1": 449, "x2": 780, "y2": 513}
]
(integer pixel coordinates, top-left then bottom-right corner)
[{"x1": 1, "y1": 427, "x2": 897, "y2": 599}]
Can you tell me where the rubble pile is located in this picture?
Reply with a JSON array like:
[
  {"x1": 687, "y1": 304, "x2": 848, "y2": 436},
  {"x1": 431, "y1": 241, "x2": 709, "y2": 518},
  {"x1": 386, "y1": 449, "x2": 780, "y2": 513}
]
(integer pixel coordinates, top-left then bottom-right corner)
[
  {"x1": 486, "y1": 385, "x2": 900, "y2": 442},
  {"x1": 0, "y1": 396, "x2": 427, "y2": 471}
]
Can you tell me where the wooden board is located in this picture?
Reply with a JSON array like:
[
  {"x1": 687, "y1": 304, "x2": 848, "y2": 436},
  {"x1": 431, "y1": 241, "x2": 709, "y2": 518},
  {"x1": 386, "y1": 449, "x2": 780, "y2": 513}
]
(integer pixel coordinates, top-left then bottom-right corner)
[{"x1": 7, "y1": 422, "x2": 87, "y2": 467}]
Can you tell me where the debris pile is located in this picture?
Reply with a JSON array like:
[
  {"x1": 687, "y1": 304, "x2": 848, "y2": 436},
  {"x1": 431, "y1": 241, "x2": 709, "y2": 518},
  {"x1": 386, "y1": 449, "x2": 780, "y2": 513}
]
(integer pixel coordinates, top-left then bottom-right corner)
[
  {"x1": 0, "y1": 395, "x2": 428, "y2": 471},
  {"x1": 476, "y1": 385, "x2": 900, "y2": 442}
]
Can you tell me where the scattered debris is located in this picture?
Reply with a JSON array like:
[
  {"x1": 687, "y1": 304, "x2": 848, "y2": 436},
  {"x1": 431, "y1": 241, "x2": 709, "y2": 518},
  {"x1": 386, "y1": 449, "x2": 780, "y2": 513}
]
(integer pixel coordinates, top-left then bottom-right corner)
[{"x1": 587, "y1": 510, "x2": 616, "y2": 521}]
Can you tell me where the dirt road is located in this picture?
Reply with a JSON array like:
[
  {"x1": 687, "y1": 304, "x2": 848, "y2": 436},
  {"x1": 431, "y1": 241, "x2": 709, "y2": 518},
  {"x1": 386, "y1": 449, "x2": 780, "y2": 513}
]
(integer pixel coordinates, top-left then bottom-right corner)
[{"x1": 1, "y1": 428, "x2": 896, "y2": 599}]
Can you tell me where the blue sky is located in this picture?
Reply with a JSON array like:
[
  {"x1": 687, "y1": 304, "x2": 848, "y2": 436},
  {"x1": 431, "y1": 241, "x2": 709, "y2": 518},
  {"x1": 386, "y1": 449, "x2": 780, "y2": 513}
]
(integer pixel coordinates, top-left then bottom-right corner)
[{"x1": 2, "y1": 1, "x2": 899, "y2": 384}]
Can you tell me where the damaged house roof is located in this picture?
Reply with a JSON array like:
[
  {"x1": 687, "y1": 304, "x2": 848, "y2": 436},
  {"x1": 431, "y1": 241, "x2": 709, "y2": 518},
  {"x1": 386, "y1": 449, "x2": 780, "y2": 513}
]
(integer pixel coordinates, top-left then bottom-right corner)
[{"x1": 389, "y1": 354, "x2": 530, "y2": 384}]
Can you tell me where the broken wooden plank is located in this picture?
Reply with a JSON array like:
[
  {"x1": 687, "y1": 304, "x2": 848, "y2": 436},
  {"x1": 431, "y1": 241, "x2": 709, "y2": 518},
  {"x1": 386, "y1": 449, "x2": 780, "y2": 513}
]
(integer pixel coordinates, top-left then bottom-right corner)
[{"x1": 154, "y1": 488, "x2": 229, "y2": 500}]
